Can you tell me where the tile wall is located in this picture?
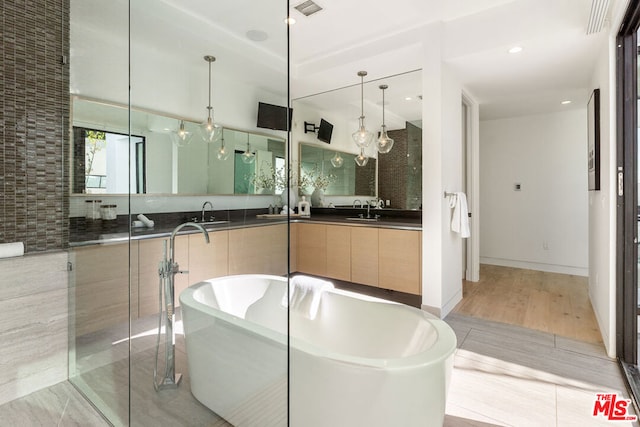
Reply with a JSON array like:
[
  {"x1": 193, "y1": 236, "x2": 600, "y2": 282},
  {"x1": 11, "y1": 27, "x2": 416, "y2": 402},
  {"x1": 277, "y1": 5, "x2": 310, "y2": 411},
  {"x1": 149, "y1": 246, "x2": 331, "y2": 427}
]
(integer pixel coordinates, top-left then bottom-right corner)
[{"x1": 0, "y1": 0, "x2": 70, "y2": 252}]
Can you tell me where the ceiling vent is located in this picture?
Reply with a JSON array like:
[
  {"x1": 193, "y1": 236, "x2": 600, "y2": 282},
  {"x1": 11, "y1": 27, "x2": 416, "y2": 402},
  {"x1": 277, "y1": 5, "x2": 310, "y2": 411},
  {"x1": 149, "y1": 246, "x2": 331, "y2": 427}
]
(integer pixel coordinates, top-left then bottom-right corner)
[
  {"x1": 294, "y1": 0, "x2": 323, "y2": 17},
  {"x1": 586, "y1": 0, "x2": 610, "y2": 34}
]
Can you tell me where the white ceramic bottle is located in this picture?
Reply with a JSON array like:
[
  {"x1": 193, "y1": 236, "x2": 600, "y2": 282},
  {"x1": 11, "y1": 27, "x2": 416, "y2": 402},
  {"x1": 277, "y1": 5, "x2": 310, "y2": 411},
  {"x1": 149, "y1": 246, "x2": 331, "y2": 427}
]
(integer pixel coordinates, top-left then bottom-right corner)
[{"x1": 298, "y1": 196, "x2": 311, "y2": 216}]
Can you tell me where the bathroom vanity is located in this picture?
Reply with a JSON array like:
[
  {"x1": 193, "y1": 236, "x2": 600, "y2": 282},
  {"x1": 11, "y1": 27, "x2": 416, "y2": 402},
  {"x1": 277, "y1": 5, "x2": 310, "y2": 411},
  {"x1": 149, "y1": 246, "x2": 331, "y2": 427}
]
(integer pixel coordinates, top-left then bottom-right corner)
[{"x1": 69, "y1": 211, "x2": 421, "y2": 335}]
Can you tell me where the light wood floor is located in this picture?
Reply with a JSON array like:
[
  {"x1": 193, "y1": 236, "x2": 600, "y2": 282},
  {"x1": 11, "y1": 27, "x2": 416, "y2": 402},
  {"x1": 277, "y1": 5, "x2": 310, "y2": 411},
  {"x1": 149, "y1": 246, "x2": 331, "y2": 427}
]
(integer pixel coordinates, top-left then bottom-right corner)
[{"x1": 452, "y1": 264, "x2": 602, "y2": 344}]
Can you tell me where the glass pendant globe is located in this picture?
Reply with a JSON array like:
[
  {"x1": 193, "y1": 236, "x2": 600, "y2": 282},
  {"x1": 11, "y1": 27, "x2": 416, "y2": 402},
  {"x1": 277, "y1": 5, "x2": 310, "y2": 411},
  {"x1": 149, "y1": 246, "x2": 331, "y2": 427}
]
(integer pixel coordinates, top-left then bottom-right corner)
[
  {"x1": 355, "y1": 149, "x2": 369, "y2": 167},
  {"x1": 376, "y1": 125, "x2": 394, "y2": 154},
  {"x1": 352, "y1": 117, "x2": 373, "y2": 148},
  {"x1": 217, "y1": 141, "x2": 230, "y2": 161},
  {"x1": 241, "y1": 147, "x2": 255, "y2": 164},
  {"x1": 331, "y1": 152, "x2": 344, "y2": 168},
  {"x1": 199, "y1": 116, "x2": 222, "y2": 142},
  {"x1": 170, "y1": 121, "x2": 193, "y2": 147}
]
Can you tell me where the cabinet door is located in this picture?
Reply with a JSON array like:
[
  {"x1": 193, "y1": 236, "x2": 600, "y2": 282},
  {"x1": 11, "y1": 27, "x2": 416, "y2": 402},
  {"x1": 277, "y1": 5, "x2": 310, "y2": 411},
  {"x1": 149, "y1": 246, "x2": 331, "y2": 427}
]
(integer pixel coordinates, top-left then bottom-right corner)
[
  {"x1": 138, "y1": 235, "x2": 189, "y2": 317},
  {"x1": 289, "y1": 223, "x2": 298, "y2": 274},
  {"x1": 326, "y1": 225, "x2": 350, "y2": 281},
  {"x1": 350, "y1": 227, "x2": 378, "y2": 286},
  {"x1": 72, "y1": 241, "x2": 137, "y2": 336},
  {"x1": 296, "y1": 223, "x2": 326, "y2": 276},
  {"x1": 378, "y1": 229, "x2": 421, "y2": 294},
  {"x1": 188, "y1": 230, "x2": 229, "y2": 284},
  {"x1": 229, "y1": 224, "x2": 288, "y2": 276}
]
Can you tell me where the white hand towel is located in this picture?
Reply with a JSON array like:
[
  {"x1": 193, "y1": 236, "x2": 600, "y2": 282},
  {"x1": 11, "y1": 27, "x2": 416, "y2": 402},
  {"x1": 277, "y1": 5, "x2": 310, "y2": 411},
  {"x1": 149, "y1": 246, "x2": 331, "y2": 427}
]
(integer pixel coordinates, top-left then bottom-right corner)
[
  {"x1": 0, "y1": 242, "x2": 24, "y2": 259},
  {"x1": 282, "y1": 275, "x2": 334, "y2": 320},
  {"x1": 137, "y1": 214, "x2": 155, "y2": 228},
  {"x1": 449, "y1": 192, "x2": 471, "y2": 238}
]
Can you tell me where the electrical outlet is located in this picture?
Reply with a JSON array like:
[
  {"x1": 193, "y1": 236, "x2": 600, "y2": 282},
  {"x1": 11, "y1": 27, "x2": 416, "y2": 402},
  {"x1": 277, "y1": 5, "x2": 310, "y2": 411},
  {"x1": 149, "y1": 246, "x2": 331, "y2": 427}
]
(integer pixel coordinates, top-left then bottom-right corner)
[{"x1": 543, "y1": 241, "x2": 549, "y2": 250}]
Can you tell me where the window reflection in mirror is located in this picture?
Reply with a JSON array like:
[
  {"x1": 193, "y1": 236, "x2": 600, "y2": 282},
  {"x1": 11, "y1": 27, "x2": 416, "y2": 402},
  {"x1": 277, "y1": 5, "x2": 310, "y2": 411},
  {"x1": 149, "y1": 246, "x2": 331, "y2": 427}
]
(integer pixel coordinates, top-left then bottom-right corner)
[{"x1": 73, "y1": 127, "x2": 145, "y2": 194}]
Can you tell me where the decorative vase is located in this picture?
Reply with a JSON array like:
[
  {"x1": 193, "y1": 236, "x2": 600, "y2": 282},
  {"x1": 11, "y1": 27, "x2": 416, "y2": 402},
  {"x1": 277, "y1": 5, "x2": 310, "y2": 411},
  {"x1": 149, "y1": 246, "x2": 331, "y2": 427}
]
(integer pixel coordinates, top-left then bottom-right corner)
[
  {"x1": 310, "y1": 187, "x2": 325, "y2": 207},
  {"x1": 280, "y1": 187, "x2": 298, "y2": 208}
]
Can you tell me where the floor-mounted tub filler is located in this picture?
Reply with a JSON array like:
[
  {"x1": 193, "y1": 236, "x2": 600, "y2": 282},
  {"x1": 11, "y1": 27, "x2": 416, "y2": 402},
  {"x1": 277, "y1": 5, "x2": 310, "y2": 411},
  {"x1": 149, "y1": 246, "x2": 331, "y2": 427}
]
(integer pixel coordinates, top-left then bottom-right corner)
[{"x1": 180, "y1": 274, "x2": 457, "y2": 427}]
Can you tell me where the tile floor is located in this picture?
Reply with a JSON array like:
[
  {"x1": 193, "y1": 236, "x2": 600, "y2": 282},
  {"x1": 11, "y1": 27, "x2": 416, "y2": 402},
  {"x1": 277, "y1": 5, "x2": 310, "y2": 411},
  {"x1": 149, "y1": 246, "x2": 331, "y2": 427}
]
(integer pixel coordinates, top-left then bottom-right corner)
[{"x1": 0, "y1": 307, "x2": 634, "y2": 426}]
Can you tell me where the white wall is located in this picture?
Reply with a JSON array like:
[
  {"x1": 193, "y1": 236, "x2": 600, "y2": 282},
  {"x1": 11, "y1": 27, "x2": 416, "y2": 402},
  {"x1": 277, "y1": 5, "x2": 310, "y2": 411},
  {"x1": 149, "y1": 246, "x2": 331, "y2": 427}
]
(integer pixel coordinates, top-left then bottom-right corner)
[
  {"x1": 421, "y1": 23, "x2": 464, "y2": 317},
  {"x1": 479, "y1": 110, "x2": 589, "y2": 276},
  {"x1": 588, "y1": 8, "x2": 622, "y2": 357}
]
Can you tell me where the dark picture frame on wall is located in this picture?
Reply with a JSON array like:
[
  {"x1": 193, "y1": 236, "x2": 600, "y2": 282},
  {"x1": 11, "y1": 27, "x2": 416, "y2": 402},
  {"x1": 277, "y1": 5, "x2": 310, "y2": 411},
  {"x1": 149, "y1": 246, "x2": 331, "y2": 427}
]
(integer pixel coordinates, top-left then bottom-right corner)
[{"x1": 588, "y1": 88, "x2": 601, "y2": 191}]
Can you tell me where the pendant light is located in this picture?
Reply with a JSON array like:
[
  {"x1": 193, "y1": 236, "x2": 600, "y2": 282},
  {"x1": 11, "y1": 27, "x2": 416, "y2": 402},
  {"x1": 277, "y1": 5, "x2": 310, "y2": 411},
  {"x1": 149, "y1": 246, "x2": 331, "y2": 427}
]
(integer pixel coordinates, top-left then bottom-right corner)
[
  {"x1": 216, "y1": 129, "x2": 230, "y2": 161},
  {"x1": 352, "y1": 71, "x2": 374, "y2": 148},
  {"x1": 199, "y1": 55, "x2": 222, "y2": 143},
  {"x1": 170, "y1": 120, "x2": 192, "y2": 147},
  {"x1": 376, "y1": 84, "x2": 394, "y2": 154},
  {"x1": 355, "y1": 148, "x2": 368, "y2": 167},
  {"x1": 330, "y1": 152, "x2": 344, "y2": 168},
  {"x1": 241, "y1": 134, "x2": 255, "y2": 164}
]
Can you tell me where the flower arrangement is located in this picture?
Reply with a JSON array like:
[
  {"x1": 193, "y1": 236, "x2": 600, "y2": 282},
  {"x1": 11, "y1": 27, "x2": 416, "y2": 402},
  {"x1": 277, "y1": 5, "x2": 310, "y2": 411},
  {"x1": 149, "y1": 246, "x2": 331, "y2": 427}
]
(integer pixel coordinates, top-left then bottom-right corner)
[
  {"x1": 247, "y1": 162, "x2": 276, "y2": 190},
  {"x1": 299, "y1": 165, "x2": 336, "y2": 192}
]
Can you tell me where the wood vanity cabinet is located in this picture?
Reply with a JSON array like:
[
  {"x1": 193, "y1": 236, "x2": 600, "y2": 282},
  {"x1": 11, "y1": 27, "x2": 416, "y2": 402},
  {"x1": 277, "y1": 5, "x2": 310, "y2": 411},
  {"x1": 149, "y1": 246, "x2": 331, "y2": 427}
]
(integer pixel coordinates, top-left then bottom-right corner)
[
  {"x1": 295, "y1": 223, "x2": 422, "y2": 295},
  {"x1": 296, "y1": 223, "x2": 327, "y2": 276},
  {"x1": 326, "y1": 225, "x2": 351, "y2": 281},
  {"x1": 350, "y1": 226, "x2": 379, "y2": 286},
  {"x1": 228, "y1": 224, "x2": 288, "y2": 276},
  {"x1": 71, "y1": 241, "x2": 138, "y2": 336},
  {"x1": 378, "y1": 229, "x2": 421, "y2": 294},
  {"x1": 188, "y1": 230, "x2": 229, "y2": 284}
]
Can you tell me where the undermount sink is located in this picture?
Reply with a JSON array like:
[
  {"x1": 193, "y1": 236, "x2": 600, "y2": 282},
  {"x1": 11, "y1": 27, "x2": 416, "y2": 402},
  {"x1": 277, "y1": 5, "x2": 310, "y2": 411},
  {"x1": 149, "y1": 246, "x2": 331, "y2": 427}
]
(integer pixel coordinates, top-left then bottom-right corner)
[{"x1": 346, "y1": 217, "x2": 380, "y2": 222}]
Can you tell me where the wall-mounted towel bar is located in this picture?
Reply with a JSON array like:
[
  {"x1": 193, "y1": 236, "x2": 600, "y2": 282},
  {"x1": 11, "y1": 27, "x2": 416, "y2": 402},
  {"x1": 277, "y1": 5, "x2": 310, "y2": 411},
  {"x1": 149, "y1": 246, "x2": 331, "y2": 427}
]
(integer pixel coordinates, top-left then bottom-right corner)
[{"x1": 444, "y1": 191, "x2": 456, "y2": 198}]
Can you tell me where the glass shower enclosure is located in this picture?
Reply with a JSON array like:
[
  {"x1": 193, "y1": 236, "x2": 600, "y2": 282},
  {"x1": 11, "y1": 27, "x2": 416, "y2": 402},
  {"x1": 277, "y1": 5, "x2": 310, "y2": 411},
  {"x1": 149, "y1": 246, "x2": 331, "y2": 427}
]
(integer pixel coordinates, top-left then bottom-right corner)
[{"x1": 67, "y1": 0, "x2": 291, "y2": 425}]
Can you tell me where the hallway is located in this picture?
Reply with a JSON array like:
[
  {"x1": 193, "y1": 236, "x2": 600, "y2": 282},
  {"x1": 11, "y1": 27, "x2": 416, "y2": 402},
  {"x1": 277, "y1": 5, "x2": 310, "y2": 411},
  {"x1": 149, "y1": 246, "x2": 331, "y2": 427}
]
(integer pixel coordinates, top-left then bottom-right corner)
[{"x1": 453, "y1": 265, "x2": 601, "y2": 344}]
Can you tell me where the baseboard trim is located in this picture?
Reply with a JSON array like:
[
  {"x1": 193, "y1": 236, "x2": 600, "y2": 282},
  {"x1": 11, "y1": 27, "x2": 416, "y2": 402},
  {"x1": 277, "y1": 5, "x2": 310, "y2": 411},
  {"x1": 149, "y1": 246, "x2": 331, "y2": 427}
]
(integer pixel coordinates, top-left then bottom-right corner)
[{"x1": 480, "y1": 257, "x2": 588, "y2": 277}]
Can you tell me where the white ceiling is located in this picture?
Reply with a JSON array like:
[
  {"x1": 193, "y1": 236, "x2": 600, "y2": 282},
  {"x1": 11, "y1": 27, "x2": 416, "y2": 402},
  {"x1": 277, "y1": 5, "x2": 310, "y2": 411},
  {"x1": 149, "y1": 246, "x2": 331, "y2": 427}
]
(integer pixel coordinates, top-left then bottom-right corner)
[
  {"x1": 71, "y1": 0, "x2": 619, "y2": 122},
  {"x1": 289, "y1": 0, "x2": 617, "y2": 120}
]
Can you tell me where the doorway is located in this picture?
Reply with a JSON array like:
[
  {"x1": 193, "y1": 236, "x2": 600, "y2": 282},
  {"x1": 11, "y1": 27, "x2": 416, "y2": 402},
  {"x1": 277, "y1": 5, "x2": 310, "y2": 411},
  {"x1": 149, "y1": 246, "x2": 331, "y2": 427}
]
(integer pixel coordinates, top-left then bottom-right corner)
[{"x1": 616, "y1": 0, "x2": 640, "y2": 406}]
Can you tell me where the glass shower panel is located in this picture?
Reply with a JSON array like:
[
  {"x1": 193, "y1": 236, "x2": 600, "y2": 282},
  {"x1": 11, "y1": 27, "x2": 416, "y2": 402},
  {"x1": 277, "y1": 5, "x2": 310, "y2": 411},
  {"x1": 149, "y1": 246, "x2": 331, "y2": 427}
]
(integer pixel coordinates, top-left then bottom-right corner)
[
  {"x1": 129, "y1": 1, "x2": 290, "y2": 426},
  {"x1": 67, "y1": 0, "x2": 131, "y2": 425}
]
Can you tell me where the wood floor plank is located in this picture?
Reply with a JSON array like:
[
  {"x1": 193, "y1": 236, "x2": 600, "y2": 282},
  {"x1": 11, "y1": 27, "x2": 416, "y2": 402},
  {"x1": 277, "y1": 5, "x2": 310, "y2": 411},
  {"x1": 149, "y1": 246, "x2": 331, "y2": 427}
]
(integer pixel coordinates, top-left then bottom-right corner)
[{"x1": 453, "y1": 265, "x2": 602, "y2": 344}]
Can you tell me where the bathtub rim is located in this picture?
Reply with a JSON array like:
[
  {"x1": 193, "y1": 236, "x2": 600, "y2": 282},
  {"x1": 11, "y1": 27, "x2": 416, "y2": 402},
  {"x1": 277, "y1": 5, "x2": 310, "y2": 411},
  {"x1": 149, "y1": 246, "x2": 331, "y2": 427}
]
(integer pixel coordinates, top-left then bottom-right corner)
[{"x1": 180, "y1": 274, "x2": 457, "y2": 370}]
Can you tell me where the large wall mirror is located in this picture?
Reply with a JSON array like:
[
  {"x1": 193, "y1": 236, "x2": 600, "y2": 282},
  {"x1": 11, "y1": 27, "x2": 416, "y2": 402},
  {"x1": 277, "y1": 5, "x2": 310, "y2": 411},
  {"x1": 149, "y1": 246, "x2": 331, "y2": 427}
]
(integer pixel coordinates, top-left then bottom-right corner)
[
  {"x1": 292, "y1": 69, "x2": 422, "y2": 209},
  {"x1": 299, "y1": 143, "x2": 375, "y2": 197},
  {"x1": 71, "y1": 97, "x2": 285, "y2": 195},
  {"x1": 70, "y1": 0, "x2": 289, "y2": 199}
]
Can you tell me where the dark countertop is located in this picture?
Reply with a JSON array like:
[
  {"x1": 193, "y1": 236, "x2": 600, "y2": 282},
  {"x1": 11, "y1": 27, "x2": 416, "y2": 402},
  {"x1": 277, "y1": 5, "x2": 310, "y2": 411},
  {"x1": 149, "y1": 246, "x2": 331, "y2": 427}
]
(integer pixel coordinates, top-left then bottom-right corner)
[{"x1": 69, "y1": 207, "x2": 422, "y2": 247}]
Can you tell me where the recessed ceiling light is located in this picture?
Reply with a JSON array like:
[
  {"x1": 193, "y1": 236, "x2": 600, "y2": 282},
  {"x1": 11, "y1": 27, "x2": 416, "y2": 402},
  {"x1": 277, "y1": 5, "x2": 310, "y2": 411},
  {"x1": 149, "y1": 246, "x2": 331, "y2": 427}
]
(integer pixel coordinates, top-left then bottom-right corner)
[
  {"x1": 246, "y1": 30, "x2": 268, "y2": 42},
  {"x1": 285, "y1": 17, "x2": 296, "y2": 25},
  {"x1": 561, "y1": 100, "x2": 572, "y2": 105},
  {"x1": 405, "y1": 97, "x2": 412, "y2": 101},
  {"x1": 508, "y1": 46, "x2": 523, "y2": 54}
]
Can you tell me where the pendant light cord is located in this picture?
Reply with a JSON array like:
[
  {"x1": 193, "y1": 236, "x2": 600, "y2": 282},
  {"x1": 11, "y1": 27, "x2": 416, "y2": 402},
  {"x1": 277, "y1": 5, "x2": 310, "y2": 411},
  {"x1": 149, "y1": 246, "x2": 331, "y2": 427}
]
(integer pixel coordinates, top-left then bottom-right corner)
[{"x1": 207, "y1": 60, "x2": 212, "y2": 118}]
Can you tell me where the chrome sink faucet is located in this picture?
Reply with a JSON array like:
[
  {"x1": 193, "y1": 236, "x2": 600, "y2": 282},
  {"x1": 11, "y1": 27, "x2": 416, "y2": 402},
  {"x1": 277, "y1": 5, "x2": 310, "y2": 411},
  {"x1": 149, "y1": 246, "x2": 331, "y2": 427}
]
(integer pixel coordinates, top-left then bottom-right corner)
[
  {"x1": 353, "y1": 199, "x2": 362, "y2": 208},
  {"x1": 201, "y1": 201, "x2": 214, "y2": 222}
]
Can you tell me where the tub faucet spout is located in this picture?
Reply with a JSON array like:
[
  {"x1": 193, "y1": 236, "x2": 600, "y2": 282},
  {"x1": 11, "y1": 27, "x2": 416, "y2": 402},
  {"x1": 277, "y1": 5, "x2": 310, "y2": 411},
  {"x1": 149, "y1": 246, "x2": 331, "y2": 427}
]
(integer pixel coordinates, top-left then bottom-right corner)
[{"x1": 155, "y1": 222, "x2": 209, "y2": 391}]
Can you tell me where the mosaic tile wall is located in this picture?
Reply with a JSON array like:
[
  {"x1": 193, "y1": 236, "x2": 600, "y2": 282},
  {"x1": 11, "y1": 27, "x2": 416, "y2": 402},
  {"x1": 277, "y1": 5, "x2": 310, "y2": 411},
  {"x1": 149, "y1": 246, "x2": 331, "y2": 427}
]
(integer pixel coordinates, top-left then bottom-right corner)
[
  {"x1": 379, "y1": 127, "x2": 408, "y2": 209},
  {"x1": 379, "y1": 122, "x2": 422, "y2": 209},
  {"x1": 0, "y1": 0, "x2": 70, "y2": 251}
]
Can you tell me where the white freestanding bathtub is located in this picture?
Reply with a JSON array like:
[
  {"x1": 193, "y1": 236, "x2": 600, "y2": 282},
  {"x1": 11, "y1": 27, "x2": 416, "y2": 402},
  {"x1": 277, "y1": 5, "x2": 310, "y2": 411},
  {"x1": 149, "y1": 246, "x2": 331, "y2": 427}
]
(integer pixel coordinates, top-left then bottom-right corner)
[{"x1": 180, "y1": 274, "x2": 457, "y2": 427}]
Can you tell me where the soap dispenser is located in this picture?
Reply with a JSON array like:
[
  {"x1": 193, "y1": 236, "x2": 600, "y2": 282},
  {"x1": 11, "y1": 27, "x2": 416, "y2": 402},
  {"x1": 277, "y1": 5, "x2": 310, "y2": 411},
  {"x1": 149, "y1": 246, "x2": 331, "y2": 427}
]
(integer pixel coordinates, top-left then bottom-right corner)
[{"x1": 298, "y1": 196, "x2": 310, "y2": 216}]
